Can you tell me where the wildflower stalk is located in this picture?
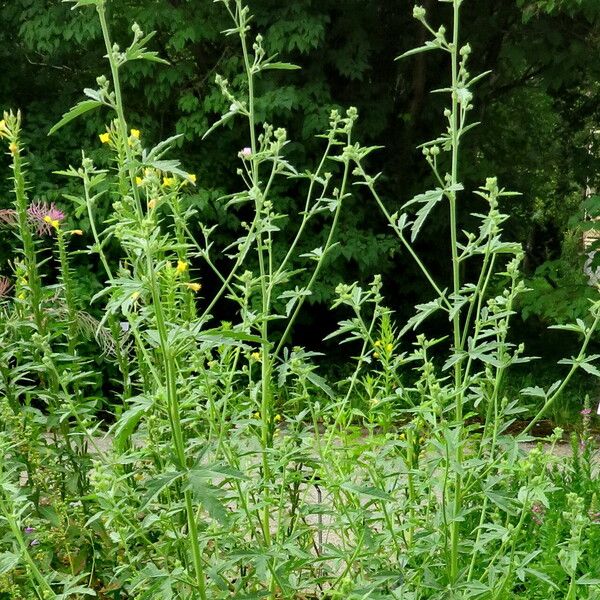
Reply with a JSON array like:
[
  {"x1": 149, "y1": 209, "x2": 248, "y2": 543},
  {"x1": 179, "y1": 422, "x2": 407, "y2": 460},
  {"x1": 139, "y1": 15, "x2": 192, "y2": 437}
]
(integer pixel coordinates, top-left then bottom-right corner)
[
  {"x1": 524, "y1": 304, "x2": 600, "y2": 434},
  {"x1": 8, "y1": 119, "x2": 44, "y2": 331},
  {"x1": 0, "y1": 494, "x2": 56, "y2": 598},
  {"x1": 56, "y1": 227, "x2": 78, "y2": 354},
  {"x1": 273, "y1": 140, "x2": 351, "y2": 360},
  {"x1": 96, "y1": 0, "x2": 143, "y2": 217},
  {"x1": 448, "y1": 0, "x2": 464, "y2": 582},
  {"x1": 236, "y1": 0, "x2": 274, "y2": 558},
  {"x1": 146, "y1": 249, "x2": 208, "y2": 599}
]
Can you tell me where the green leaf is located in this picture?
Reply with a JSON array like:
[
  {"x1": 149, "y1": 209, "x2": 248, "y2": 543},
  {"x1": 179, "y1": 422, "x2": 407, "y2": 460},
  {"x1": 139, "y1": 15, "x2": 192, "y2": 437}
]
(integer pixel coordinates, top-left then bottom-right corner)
[
  {"x1": 404, "y1": 188, "x2": 445, "y2": 242},
  {"x1": 202, "y1": 111, "x2": 237, "y2": 140},
  {"x1": 48, "y1": 100, "x2": 103, "y2": 136},
  {"x1": 112, "y1": 396, "x2": 152, "y2": 445},
  {"x1": 396, "y1": 41, "x2": 441, "y2": 60},
  {"x1": 340, "y1": 482, "x2": 391, "y2": 501},
  {"x1": 141, "y1": 471, "x2": 183, "y2": 509},
  {"x1": 64, "y1": 0, "x2": 100, "y2": 8},
  {"x1": 197, "y1": 329, "x2": 265, "y2": 345},
  {"x1": 260, "y1": 62, "x2": 301, "y2": 71},
  {"x1": 576, "y1": 574, "x2": 600, "y2": 585},
  {"x1": 0, "y1": 552, "x2": 20, "y2": 575}
]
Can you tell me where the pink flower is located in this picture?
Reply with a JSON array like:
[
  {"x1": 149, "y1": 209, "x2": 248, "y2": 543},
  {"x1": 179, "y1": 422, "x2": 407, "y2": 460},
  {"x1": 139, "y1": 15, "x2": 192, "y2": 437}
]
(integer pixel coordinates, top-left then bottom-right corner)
[
  {"x1": 0, "y1": 209, "x2": 16, "y2": 226},
  {"x1": 240, "y1": 147, "x2": 252, "y2": 158},
  {"x1": 581, "y1": 408, "x2": 593, "y2": 416},
  {"x1": 27, "y1": 202, "x2": 65, "y2": 235},
  {"x1": 0, "y1": 277, "x2": 11, "y2": 299},
  {"x1": 531, "y1": 502, "x2": 545, "y2": 525}
]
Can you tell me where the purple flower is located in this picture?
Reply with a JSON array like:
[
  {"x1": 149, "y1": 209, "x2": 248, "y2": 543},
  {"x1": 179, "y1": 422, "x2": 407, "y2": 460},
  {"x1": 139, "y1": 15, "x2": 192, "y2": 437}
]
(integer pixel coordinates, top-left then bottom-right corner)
[
  {"x1": 0, "y1": 276, "x2": 12, "y2": 299},
  {"x1": 23, "y1": 526, "x2": 35, "y2": 534},
  {"x1": 0, "y1": 208, "x2": 16, "y2": 226},
  {"x1": 29, "y1": 539, "x2": 40, "y2": 547},
  {"x1": 531, "y1": 502, "x2": 545, "y2": 525},
  {"x1": 27, "y1": 201, "x2": 65, "y2": 236},
  {"x1": 581, "y1": 408, "x2": 593, "y2": 416}
]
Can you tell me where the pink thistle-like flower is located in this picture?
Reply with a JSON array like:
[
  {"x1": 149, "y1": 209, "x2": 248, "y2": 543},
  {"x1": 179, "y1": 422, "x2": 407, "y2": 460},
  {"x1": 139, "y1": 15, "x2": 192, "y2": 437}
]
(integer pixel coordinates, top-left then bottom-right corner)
[
  {"x1": 27, "y1": 202, "x2": 65, "y2": 235},
  {"x1": 581, "y1": 408, "x2": 593, "y2": 416},
  {"x1": 240, "y1": 147, "x2": 252, "y2": 158},
  {"x1": 0, "y1": 276, "x2": 12, "y2": 299},
  {"x1": 23, "y1": 526, "x2": 35, "y2": 534},
  {"x1": 0, "y1": 208, "x2": 16, "y2": 226},
  {"x1": 531, "y1": 502, "x2": 545, "y2": 525}
]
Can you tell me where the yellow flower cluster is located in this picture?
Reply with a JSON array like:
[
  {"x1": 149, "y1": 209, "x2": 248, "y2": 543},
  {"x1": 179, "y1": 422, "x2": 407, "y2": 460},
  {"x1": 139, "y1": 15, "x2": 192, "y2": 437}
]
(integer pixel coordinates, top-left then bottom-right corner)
[
  {"x1": 43, "y1": 215, "x2": 60, "y2": 230},
  {"x1": 176, "y1": 260, "x2": 188, "y2": 274},
  {"x1": 373, "y1": 339, "x2": 394, "y2": 360},
  {"x1": 0, "y1": 119, "x2": 8, "y2": 138},
  {"x1": 185, "y1": 282, "x2": 202, "y2": 293}
]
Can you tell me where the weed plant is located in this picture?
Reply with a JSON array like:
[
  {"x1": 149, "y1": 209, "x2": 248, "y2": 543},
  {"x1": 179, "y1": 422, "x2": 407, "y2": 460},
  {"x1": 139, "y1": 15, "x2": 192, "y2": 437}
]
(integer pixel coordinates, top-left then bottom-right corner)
[{"x1": 0, "y1": 0, "x2": 600, "y2": 598}]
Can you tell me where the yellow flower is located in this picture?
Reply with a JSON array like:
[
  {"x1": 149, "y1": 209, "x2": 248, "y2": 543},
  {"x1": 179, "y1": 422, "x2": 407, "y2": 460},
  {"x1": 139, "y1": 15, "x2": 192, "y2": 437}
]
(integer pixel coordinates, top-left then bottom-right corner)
[
  {"x1": 135, "y1": 176, "x2": 144, "y2": 186},
  {"x1": 175, "y1": 260, "x2": 188, "y2": 274},
  {"x1": 251, "y1": 351, "x2": 261, "y2": 362},
  {"x1": 130, "y1": 128, "x2": 141, "y2": 139},
  {"x1": 184, "y1": 173, "x2": 197, "y2": 185},
  {"x1": 386, "y1": 343, "x2": 393, "y2": 353},
  {"x1": 43, "y1": 215, "x2": 59, "y2": 230},
  {"x1": 374, "y1": 340, "x2": 381, "y2": 347},
  {"x1": 274, "y1": 414, "x2": 282, "y2": 423},
  {"x1": 185, "y1": 282, "x2": 202, "y2": 293},
  {"x1": 253, "y1": 411, "x2": 260, "y2": 419},
  {"x1": 9, "y1": 142, "x2": 18, "y2": 155},
  {"x1": 17, "y1": 292, "x2": 25, "y2": 300},
  {"x1": 0, "y1": 119, "x2": 7, "y2": 138},
  {"x1": 69, "y1": 229, "x2": 83, "y2": 236},
  {"x1": 162, "y1": 176, "x2": 176, "y2": 187},
  {"x1": 147, "y1": 198, "x2": 157, "y2": 210},
  {"x1": 99, "y1": 132, "x2": 111, "y2": 144},
  {"x1": 373, "y1": 352, "x2": 380, "y2": 359}
]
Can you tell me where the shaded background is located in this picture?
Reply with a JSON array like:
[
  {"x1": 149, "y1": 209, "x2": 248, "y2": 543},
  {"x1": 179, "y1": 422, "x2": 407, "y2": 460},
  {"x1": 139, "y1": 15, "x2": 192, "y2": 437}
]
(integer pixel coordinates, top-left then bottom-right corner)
[{"x1": 2, "y1": 0, "x2": 600, "y2": 418}]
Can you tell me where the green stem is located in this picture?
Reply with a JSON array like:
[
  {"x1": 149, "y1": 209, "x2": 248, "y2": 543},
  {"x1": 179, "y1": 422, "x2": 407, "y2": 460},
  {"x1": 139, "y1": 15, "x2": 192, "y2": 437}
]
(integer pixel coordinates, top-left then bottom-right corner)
[
  {"x1": 146, "y1": 249, "x2": 208, "y2": 599},
  {"x1": 11, "y1": 138, "x2": 44, "y2": 331},
  {"x1": 449, "y1": 0, "x2": 463, "y2": 583},
  {"x1": 96, "y1": 0, "x2": 143, "y2": 218},
  {"x1": 524, "y1": 307, "x2": 600, "y2": 434}
]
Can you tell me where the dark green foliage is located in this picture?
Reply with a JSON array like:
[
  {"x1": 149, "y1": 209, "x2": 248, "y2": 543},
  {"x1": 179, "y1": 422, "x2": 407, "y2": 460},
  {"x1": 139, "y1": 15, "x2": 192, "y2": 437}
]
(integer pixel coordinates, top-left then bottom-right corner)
[{"x1": 2, "y1": 0, "x2": 600, "y2": 377}]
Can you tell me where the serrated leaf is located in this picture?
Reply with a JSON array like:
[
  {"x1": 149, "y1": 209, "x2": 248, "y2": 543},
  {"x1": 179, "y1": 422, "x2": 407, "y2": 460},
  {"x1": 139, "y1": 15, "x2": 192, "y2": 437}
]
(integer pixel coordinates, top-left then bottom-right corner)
[
  {"x1": 48, "y1": 100, "x2": 103, "y2": 136},
  {"x1": 111, "y1": 396, "x2": 152, "y2": 445},
  {"x1": 396, "y1": 41, "x2": 440, "y2": 60},
  {"x1": 141, "y1": 471, "x2": 183, "y2": 509},
  {"x1": 260, "y1": 61, "x2": 301, "y2": 71},
  {"x1": 0, "y1": 552, "x2": 19, "y2": 575},
  {"x1": 340, "y1": 482, "x2": 391, "y2": 500},
  {"x1": 404, "y1": 188, "x2": 444, "y2": 242},
  {"x1": 64, "y1": 0, "x2": 100, "y2": 7}
]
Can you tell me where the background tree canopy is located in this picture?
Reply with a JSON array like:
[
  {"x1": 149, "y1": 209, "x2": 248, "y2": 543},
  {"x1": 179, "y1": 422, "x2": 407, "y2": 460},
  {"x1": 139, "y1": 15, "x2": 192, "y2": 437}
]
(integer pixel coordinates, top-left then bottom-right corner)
[{"x1": 2, "y1": 0, "x2": 600, "y2": 406}]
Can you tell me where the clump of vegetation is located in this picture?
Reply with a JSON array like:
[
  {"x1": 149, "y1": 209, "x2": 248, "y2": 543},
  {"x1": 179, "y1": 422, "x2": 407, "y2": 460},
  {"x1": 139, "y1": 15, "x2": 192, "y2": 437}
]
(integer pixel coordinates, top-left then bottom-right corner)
[{"x1": 0, "y1": 0, "x2": 599, "y2": 598}]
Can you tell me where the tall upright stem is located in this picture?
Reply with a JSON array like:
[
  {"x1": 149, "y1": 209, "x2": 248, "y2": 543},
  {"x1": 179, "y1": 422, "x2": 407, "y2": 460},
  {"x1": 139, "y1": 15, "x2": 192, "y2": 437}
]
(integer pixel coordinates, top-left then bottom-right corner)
[
  {"x1": 146, "y1": 251, "x2": 208, "y2": 599},
  {"x1": 449, "y1": 0, "x2": 463, "y2": 583}
]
